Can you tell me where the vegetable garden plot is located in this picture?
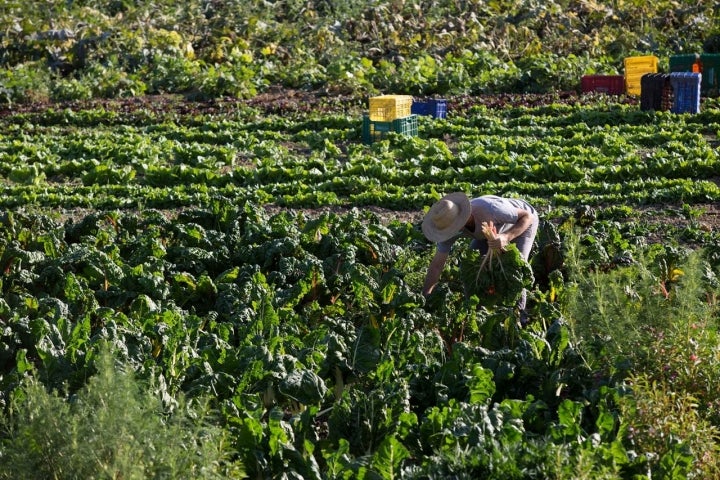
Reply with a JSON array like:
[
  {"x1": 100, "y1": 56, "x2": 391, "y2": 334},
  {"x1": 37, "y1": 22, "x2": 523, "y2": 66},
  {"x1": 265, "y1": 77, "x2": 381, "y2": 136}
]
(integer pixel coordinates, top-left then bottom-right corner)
[
  {"x1": 1, "y1": 97, "x2": 720, "y2": 478},
  {"x1": 0, "y1": 201, "x2": 718, "y2": 478}
]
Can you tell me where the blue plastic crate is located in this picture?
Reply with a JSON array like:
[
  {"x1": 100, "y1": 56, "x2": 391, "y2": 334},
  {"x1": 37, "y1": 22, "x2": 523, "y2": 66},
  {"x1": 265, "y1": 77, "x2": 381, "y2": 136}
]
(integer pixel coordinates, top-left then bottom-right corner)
[
  {"x1": 411, "y1": 99, "x2": 447, "y2": 118},
  {"x1": 670, "y1": 72, "x2": 701, "y2": 114}
]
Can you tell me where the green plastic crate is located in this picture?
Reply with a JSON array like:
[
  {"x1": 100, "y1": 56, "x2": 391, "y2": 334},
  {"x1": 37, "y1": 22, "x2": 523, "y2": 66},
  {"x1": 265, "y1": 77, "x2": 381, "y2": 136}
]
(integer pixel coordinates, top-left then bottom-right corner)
[
  {"x1": 669, "y1": 54, "x2": 700, "y2": 73},
  {"x1": 362, "y1": 114, "x2": 418, "y2": 144},
  {"x1": 700, "y1": 53, "x2": 720, "y2": 97},
  {"x1": 669, "y1": 53, "x2": 719, "y2": 96}
]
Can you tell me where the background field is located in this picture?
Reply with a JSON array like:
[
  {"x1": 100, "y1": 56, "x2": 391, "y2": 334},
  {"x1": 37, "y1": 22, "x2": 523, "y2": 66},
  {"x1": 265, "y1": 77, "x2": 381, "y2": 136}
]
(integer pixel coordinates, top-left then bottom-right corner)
[{"x1": 2, "y1": 0, "x2": 720, "y2": 102}]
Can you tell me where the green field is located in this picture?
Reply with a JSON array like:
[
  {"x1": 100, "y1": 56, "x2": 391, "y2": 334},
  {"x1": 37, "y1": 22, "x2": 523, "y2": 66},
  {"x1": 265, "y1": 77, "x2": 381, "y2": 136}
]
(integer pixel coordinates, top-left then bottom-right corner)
[
  {"x1": 0, "y1": 93, "x2": 718, "y2": 478},
  {"x1": 2, "y1": 1, "x2": 720, "y2": 478}
]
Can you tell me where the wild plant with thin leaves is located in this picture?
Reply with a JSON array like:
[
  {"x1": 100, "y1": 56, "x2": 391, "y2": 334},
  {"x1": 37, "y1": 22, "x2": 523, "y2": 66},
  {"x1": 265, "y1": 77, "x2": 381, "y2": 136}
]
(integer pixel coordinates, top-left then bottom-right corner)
[
  {"x1": 560, "y1": 230, "x2": 720, "y2": 477},
  {"x1": 0, "y1": 344, "x2": 244, "y2": 480}
]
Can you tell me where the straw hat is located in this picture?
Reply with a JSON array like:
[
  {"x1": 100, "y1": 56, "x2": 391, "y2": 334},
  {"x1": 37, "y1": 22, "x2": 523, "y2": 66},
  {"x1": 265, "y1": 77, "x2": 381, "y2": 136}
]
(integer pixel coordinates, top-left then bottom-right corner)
[{"x1": 422, "y1": 192, "x2": 472, "y2": 242}]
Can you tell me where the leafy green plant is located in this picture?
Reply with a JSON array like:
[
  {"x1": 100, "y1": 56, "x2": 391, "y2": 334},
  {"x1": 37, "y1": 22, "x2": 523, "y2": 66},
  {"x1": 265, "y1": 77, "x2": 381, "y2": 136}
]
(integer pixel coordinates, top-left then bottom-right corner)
[
  {"x1": 196, "y1": 62, "x2": 260, "y2": 99},
  {"x1": 619, "y1": 374, "x2": 720, "y2": 479},
  {"x1": 0, "y1": 61, "x2": 52, "y2": 105},
  {"x1": 0, "y1": 344, "x2": 243, "y2": 479},
  {"x1": 51, "y1": 76, "x2": 94, "y2": 101},
  {"x1": 459, "y1": 243, "x2": 534, "y2": 308},
  {"x1": 2, "y1": 0, "x2": 719, "y2": 98},
  {"x1": 82, "y1": 61, "x2": 147, "y2": 98},
  {"x1": 142, "y1": 54, "x2": 202, "y2": 95}
]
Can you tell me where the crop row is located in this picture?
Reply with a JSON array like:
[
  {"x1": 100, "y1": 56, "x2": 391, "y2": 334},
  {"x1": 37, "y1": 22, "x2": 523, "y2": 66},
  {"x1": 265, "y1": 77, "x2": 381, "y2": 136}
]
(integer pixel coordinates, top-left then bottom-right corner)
[
  {"x1": 1, "y1": 101, "x2": 720, "y2": 213},
  {"x1": 0, "y1": 175, "x2": 716, "y2": 215},
  {"x1": 0, "y1": 197, "x2": 718, "y2": 477}
]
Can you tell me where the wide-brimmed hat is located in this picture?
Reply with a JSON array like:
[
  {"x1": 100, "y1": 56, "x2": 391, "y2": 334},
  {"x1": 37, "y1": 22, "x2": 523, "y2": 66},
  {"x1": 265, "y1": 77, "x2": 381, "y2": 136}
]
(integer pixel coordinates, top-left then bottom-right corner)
[{"x1": 422, "y1": 192, "x2": 472, "y2": 243}]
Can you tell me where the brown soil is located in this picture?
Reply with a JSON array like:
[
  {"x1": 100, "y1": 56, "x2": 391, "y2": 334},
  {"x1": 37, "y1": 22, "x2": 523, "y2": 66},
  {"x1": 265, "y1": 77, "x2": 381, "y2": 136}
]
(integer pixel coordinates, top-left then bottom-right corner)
[{"x1": 0, "y1": 87, "x2": 636, "y2": 118}]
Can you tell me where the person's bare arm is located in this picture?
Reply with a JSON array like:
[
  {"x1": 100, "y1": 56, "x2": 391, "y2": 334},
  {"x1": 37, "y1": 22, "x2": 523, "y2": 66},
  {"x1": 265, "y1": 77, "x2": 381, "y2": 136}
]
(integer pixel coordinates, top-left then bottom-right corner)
[
  {"x1": 487, "y1": 209, "x2": 535, "y2": 250},
  {"x1": 422, "y1": 250, "x2": 449, "y2": 296}
]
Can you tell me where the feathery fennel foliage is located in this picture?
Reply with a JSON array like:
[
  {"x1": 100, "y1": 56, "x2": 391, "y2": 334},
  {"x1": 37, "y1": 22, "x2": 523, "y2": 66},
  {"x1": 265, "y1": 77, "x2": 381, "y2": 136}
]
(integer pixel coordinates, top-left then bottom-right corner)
[{"x1": 0, "y1": 345, "x2": 244, "y2": 480}]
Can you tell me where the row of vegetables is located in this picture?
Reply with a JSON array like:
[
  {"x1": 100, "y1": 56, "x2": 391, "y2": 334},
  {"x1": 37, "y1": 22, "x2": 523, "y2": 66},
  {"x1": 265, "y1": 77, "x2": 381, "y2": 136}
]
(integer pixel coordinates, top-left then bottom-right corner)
[
  {"x1": 1, "y1": 100, "x2": 720, "y2": 212},
  {"x1": 0, "y1": 96, "x2": 719, "y2": 477}
]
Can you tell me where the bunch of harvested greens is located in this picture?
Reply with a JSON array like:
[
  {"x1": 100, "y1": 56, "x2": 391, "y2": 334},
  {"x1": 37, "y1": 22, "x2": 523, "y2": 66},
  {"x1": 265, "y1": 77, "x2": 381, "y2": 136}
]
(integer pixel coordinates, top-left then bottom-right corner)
[{"x1": 459, "y1": 222, "x2": 534, "y2": 306}]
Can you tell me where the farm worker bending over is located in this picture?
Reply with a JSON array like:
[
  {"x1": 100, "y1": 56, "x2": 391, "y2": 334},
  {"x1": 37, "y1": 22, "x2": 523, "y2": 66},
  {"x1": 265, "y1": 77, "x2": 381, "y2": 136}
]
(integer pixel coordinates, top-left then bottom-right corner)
[{"x1": 421, "y1": 192, "x2": 539, "y2": 317}]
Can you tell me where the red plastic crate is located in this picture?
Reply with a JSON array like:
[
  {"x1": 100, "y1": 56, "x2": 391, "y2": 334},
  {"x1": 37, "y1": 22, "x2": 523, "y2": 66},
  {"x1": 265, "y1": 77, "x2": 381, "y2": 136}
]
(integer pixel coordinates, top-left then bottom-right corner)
[{"x1": 581, "y1": 75, "x2": 625, "y2": 95}]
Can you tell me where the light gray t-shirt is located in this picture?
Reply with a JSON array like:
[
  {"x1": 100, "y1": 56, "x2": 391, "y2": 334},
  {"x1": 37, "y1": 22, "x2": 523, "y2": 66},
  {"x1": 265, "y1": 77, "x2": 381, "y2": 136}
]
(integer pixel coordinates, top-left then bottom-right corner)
[{"x1": 436, "y1": 195, "x2": 536, "y2": 253}]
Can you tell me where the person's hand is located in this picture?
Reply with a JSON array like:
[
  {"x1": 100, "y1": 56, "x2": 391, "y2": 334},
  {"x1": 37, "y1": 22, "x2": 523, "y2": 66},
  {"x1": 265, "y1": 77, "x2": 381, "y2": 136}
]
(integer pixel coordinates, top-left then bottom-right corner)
[{"x1": 487, "y1": 233, "x2": 509, "y2": 251}]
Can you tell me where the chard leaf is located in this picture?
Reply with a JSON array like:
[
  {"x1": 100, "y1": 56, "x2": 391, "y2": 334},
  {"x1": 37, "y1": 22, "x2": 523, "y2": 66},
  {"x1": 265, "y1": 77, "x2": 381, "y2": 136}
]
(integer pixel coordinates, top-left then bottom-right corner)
[
  {"x1": 173, "y1": 272, "x2": 196, "y2": 289},
  {"x1": 215, "y1": 266, "x2": 239, "y2": 283},
  {"x1": 279, "y1": 369, "x2": 327, "y2": 405},
  {"x1": 553, "y1": 399, "x2": 583, "y2": 441},
  {"x1": 468, "y1": 364, "x2": 496, "y2": 404},
  {"x1": 197, "y1": 274, "x2": 217, "y2": 297},
  {"x1": 129, "y1": 294, "x2": 159, "y2": 318},
  {"x1": 7, "y1": 245, "x2": 45, "y2": 265},
  {"x1": 371, "y1": 435, "x2": 410, "y2": 480},
  {"x1": 351, "y1": 325, "x2": 381, "y2": 374}
]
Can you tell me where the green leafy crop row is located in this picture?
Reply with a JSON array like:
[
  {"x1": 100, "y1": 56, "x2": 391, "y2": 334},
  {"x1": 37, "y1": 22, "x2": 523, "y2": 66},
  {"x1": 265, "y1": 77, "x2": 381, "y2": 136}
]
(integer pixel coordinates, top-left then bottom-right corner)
[
  {"x1": 1, "y1": 98, "x2": 720, "y2": 214},
  {"x1": 0, "y1": 96, "x2": 719, "y2": 476}
]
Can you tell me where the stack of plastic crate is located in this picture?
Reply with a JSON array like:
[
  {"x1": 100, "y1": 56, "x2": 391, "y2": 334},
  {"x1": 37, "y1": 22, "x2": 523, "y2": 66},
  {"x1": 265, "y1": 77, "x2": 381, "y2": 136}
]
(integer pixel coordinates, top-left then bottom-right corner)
[
  {"x1": 411, "y1": 98, "x2": 448, "y2": 118},
  {"x1": 669, "y1": 53, "x2": 700, "y2": 75},
  {"x1": 670, "y1": 53, "x2": 719, "y2": 97},
  {"x1": 624, "y1": 55, "x2": 659, "y2": 96},
  {"x1": 363, "y1": 95, "x2": 418, "y2": 144},
  {"x1": 640, "y1": 73, "x2": 671, "y2": 111},
  {"x1": 580, "y1": 75, "x2": 625, "y2": 95},
  {"x1": 700, "y1": 54, "x2": 719, "y2": 97},
  {"x1": 669, "y1": 72, "x2": 701, "y2": 114}
]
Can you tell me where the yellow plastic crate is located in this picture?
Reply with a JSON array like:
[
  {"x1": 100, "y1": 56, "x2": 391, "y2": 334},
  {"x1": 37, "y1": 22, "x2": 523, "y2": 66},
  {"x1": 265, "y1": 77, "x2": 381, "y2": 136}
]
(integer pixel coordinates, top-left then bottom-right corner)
[
  {"x1": 624, "y1": 55, "x2": 659, "y2": 96},
  {"x1": 368, "y1": 95, "x2": 413, "y2": 121}
]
